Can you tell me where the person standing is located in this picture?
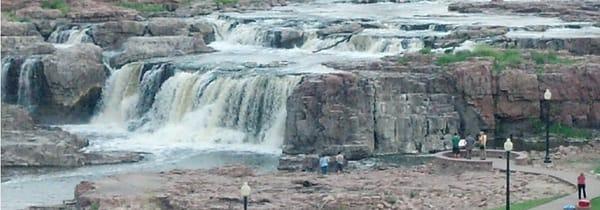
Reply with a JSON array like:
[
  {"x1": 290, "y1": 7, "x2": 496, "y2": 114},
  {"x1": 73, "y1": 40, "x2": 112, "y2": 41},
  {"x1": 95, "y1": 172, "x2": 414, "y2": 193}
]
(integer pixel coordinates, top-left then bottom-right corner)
[
  {"x1": 451, "y1": 133, "x2": 460, "y2": 158},
  {"x1": 578, "y1": 173, "x2": 587, "y2": 199},
  {"x1": 335, "y1": 152, "x2": 344, "y2": 174},
  {"x1": 465, "y1": 135, "x2": 475, "y2": 159},
  {"x1": 319, "y1": 154, "x2": 330, "y2": 175},
  {"x1": 479, "y1": 131, "x2": 487, "y2": 160}
]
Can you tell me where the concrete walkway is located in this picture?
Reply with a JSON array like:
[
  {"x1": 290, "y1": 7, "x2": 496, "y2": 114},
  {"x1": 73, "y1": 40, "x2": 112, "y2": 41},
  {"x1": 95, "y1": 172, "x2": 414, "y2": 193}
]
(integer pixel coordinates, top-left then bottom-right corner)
[{"x1": 490, "y1": 158, "x2": 600, "y2": 210}]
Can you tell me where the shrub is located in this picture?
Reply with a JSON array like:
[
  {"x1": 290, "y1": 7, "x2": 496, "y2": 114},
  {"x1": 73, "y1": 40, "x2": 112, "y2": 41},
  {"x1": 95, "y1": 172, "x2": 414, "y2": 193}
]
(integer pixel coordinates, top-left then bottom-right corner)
[
  {"x1": 117, "y1": 1, "x2": 166, "y2": 13},
  {"x1": 397, "y1": 57, "x2": 409, "y2": 65},
  {"x1": 41, "y1": 0, "x2": 70, "y2": 15},
  {"x1": 419, "y1": 47, "x2": 432, "y2": 55},
  {"x1": 529, "y1": 118, "x2": 592, "y2": 139}
]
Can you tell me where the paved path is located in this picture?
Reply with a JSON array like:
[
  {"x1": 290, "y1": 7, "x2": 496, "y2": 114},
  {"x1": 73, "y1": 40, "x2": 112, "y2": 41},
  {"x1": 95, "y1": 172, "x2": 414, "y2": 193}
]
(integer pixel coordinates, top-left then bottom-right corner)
[{"x1": 489, "y1": 158, "x2": 600, "y2": 210}]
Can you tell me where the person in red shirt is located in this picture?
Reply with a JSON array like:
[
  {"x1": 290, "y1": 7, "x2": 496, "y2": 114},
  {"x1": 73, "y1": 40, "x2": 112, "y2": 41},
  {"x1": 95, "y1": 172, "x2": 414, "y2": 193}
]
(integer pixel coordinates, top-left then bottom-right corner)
[{"x1": 578, "y1": 173, "x2": 587, "y2": 199}]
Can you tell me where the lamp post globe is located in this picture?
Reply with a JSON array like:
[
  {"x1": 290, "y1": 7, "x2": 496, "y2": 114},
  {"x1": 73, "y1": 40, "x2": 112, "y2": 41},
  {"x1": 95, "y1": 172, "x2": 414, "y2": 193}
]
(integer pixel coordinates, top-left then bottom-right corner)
[
  {"x1": 504, "y1": 138, "x2": 513, "y2": 210},
  {"x1": 543, "y1": 89, "x2": 552, "y2": 163},
  {"x1": 241, "y1": 182, "x2": 251, "y2": 210},
  {"x1": 544, "y1": 89, "x2": 552, "y2": 100}
]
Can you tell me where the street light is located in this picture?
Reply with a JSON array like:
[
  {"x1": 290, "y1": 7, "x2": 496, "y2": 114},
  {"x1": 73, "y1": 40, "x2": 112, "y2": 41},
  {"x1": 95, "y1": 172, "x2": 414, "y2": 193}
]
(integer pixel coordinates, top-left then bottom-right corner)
[
  {"x1": 504, "y1": 138, "x2": 513, "y2": 210},
  {"x1": 543, "y1": 89, "x2": 552, "y2": 163},
  {"x1": 241, "y1": 182, "x2": 251, "y2": 210}
]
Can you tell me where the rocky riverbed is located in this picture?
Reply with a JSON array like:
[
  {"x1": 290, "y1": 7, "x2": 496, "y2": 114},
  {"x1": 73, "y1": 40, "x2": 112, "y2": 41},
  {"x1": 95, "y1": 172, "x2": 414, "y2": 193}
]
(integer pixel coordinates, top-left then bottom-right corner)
[{"x1": 36, "y1": 165, "x2": 573, "y2": 210}]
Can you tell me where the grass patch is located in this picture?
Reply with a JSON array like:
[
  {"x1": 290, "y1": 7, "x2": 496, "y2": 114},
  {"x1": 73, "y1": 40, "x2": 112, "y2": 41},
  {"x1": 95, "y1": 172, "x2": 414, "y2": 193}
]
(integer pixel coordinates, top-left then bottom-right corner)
[
  {"x1": 530, "y1": 118, "x2": 592, "y2": 139},
  {"x1": 2, "y1": 11, "x2": 29, "y2": 22},
  {"x1": 489, "y1": 195, "x2": 567, "y2": 210},
  {"x1": 435, "y1": 45, "x2": 522, "y2": 73},
  {"x1": 214, "y1": 0, "x2": 239, "y2": 6},
  {"x1": 592, "y1": 197, "x2": 600, "y2": 207},
  {"x1": 531, "y1": 51, "x2": 574, "y2": 65},
  {"x1": 41, "y1": 0, "x2": 70, "y2": 15},
  {"x1": 116, "y1": 1, "x2": 167, "y2": 13}
]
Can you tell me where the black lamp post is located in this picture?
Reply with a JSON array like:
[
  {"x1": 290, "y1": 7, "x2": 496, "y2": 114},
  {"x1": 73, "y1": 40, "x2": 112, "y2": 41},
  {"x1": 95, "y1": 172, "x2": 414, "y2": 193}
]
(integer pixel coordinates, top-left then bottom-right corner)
[
  {"x1": 504, "y1": 138, "x2": 513, "y2": 210},
  {"x1": 543, "y1": 89, "x2": 552, "y2": 163},
  {"x1": 241, "y1": 182, "x2": 251, "y2": 210}
]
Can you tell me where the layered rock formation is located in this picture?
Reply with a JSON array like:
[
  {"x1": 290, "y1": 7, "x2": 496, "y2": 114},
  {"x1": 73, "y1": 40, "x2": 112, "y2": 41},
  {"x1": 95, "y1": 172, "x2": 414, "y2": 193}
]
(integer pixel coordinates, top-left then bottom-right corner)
[
  {"x1": 281, "y1": 54, "x2": 600, "y2": 164},
  {"x1": 1, "y1": 104, "x2": 143, "y2": 167}
]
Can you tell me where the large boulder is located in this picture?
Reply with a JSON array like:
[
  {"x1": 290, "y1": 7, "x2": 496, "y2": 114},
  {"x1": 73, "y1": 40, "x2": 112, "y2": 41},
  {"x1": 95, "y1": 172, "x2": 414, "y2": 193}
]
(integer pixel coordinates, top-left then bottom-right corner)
[
  {"x1": 1, "y1": 104, "x2": 88, "y2": 167},
  {"x1": 110, "y1": 36, "x2": 214, "y2": 67},
  {"x1": 1, "y1": 36, "x2": 56, "y2": 57},
  {"x1": 189, "y1": 20, "x2": 215, "y2": 43},
  {"x1": 147, "y1": 17, "x2": 189, "y2": 36},
  {"x1": 37, "y1": 43, "x2": 107, "y2": 123},
  {"x1": 266, "y1": 28, "x2": 304, "y2": 48},
  {"x1": 91, "y1": 20, "x2": 146, "y2": 49},
  {"x1": 67, "y1": 0, "x2": 138, "y2": 23},
  {"x1": 1, "y1": 104, "x2": 144, "y2": 167},
  {"x1": 1, "y1": 21, "x2": 41, "y2": 36}
]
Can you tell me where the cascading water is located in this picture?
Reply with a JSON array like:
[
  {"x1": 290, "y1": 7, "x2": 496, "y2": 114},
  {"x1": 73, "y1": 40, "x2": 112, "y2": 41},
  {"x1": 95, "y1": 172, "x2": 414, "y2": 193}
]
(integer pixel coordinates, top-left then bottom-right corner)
[
  {"x1": 48, "y1": 27, "x2": 92, "y2": 44},
  {"x1": 212, "y1": 15, "x2": 428, "y2": 55},
  {"x1": 92, "y1": 62, "x2": 301, "y2": 153},
  {"x1": 1, "y1": 57, "x2": 46, "y2": 112}
]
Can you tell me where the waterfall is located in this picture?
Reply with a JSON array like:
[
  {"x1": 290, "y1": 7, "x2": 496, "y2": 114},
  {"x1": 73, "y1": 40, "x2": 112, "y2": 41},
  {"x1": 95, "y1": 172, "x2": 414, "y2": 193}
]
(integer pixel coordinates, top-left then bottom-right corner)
[
  {"x1": 48, "y1": 27, "x2": 92, "y2": 44},
  {"x1": 93, "y1": 62, "x2": 301, "y2": 149},
  {"x1": 1, "y1": 57, "x2": 46, "y2": 112},
  {"x1": 212, "y1": 16, "x2": 425, "y2": 54}
]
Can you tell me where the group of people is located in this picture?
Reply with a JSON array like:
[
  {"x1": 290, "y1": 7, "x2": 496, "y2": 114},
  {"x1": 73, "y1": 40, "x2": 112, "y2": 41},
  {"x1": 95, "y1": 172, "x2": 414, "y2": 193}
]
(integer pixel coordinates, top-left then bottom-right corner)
[
  {"x1": 319, "y1": 152, "x2": 344, "y2": 175},
  {"x1": 449, "y1": 132, "x2": 591, "y2": 202},
  {"x1": 451, "y1": 131, "x2": 489, "y2": 160}
]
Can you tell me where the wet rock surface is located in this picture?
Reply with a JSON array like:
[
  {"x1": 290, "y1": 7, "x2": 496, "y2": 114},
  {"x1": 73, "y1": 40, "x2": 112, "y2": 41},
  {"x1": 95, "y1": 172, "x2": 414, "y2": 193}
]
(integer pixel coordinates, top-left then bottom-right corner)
[{"x1": 61, "y1": 165, "x2": 571, "y2": 209}]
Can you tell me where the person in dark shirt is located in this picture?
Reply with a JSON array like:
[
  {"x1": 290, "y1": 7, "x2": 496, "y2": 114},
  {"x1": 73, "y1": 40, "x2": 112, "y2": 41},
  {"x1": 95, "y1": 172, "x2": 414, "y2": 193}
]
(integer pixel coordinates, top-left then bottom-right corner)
[{"x1": 465, "y1": 135, "x2": 475, "y2": 159}]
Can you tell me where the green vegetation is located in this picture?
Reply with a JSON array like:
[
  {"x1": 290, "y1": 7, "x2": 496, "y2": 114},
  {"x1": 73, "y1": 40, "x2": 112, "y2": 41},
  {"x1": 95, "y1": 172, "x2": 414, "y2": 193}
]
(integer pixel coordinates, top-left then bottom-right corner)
[
  {"x1": 90, "y1": 202, "x2": 100, "y2": 210},
  {"x1": 594, "y1": 166, "x2": 600, "y2": 174},
  {"x1": 532, "y1": 51, "x2": 574, "y2": 74},
  {"x1": 3, "y1": 11, "x2": 29, "y2": 22},
  {"x1": 530, "y1": 118, "x2": 592, "y2": 139},
  {"x1": 435, "y1": 45, "x2": 522, "y2": 73},
  {"x1": 531, "y1": 51, "x2": 574, "y2": 65},
  {"x1": 41, "y1": 0, "x2": 70, "y2": 15},
  {"x1": 117, "y1": 1, "x2": 166, "y2": 13},
  {"x1": 214, "y1": 0, "x2": 239, "y2": 6},
  {"x1": 489, "y1": 195, "x2": 567, "y2": 210},
  {"x1": 592, "y1": 197, "x2": 600, "y2": 208},
  {"x1": 397, "y1": 57, "x2": 409, "y2": 65},
  {"x1": 419, "y1": 47, "x2": 432, "y2": 55}
]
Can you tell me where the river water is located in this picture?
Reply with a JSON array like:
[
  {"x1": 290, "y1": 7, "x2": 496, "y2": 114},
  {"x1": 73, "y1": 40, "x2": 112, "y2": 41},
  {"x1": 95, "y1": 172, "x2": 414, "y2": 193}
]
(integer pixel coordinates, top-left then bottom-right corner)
[{"x1": 2, "y1": 0, "x2": 599, "y2": 209}]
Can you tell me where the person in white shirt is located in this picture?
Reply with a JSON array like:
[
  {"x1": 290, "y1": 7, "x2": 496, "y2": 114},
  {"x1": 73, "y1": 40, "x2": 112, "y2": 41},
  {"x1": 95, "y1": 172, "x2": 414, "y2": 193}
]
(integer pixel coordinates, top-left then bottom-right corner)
[{"x1": 335, "y1": 152, "x2": 344, "y2": 174}]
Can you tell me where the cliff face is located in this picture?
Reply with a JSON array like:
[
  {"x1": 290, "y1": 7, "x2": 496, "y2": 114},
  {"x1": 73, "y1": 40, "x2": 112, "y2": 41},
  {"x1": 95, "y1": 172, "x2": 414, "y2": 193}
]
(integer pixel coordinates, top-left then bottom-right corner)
[
  {"x1": 283, "y1": 56, "x2": 600, "y2": 159},
  {"x1": 284, "y1": 63, "x2": 462, "y2": 159}
]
